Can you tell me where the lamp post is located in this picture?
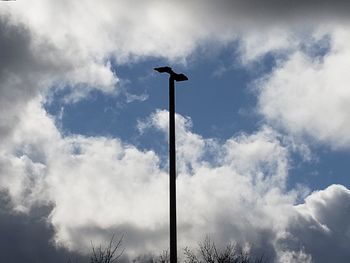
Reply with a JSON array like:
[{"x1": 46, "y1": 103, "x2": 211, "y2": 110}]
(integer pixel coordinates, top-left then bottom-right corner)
[{"x1": 154, "y1": 66, "x2": 188, "y2": 263}]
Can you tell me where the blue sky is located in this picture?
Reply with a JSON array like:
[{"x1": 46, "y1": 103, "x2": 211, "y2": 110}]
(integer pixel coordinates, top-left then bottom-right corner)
[{"x1": 2, "y1": 1, "x2": 350, "y2": 262}]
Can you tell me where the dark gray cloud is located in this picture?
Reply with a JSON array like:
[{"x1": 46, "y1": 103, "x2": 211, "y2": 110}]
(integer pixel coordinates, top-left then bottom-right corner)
[
  {"x1": 224, "y1": 0, "x2": 350, "y2": 18},
  {"x1": 277, "y1": 185, "x2": 350, "y2": 262},
  {"x1": 0, "y1": 16, "x2": 38, "y2": 137},
  {"x1": 190, "y1": 0, "x2": 350, "y2": 26},
  {"x1": 0, "y1": 15, "x2": 69, "y2": 139},
  {"x1": 0, "y1": 12, "x2": 115, "y2": 141},
  {"x1": 0, "y1": 190, "x2": 88, "y2": 263}
]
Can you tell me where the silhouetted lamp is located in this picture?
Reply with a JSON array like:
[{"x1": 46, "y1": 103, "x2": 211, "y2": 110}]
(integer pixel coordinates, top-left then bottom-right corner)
[
  {"x1": 154, "y1": 66, "x2": 188, "y2": 263},
  {"x1": 154, "y1": 66, "x2": 188, "y2": 81}
]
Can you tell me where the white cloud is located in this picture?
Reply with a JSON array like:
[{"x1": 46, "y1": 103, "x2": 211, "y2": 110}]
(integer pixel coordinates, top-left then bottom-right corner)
[
  {"x1": 0, "y1": 14, "x2": 119, "y2": 147},
  {"x1": 0, "y1": 102, "x2": 292, "y2": 257},
  {"x1": 3, "y1": 0, "x2": 211, "y2": 64},
  {"x1": 238, "y1": 28, "x2": 298, "y2": 64},
  {"x1": 1, "y1": 0, "x2": 349, "y2": 111},
  {"x1": 3, "y1": 101, "x2": 350, "y2": 262},
  {"x1": 137, "y1": 110, "x2": 208, "y2": 174},
  {"x1": 4, "y1": 0, "x2": 348, "y2": 89},
  {"x1": 257, "y1": 26, "x2": 350, "y2": 149},
  {"x1": 276, "y1": 250, "x2": 312, "y2": 263}
]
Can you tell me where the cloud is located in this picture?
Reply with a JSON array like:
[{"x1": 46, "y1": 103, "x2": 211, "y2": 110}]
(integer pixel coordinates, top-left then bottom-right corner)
[
  {"x1": 3, "y1": 101, "x2": 350, "y2": 262},
  {"x1": 1, "y1": 101, "x2": 292, "y2": 258},
  {"x1": 3, "y1": 0, "x2": 349, "y2": 70},
  {"x1": 0, "y1": 13, "x2": 118, "y2": 147},
  {"x1": 0, "y1": 16, "x2": 55, "y2": 139},
  {"x1": 137, "y1": 110, "x2": 210, "y2": 174},
  {"x1": 1, "y1": 1, "x2": 350, "y2": 262},
  {"x1": 0, "y1": 0, "x2": 349, "y2": 110},
  {"x1": 0, "y1": 191, "x2": 88, "y2": 263},
  {"x1": 257, "y1": 26, "x2": 350, "y2": 149},
  {"x1": 3, "y1": 0, "x2": 209, "y2": 63},
  {"x1": 276, "y1": 185, "x2": 350, "y2": 263},
  {"x1": 197, "y1": 0, "x2": 350, "y2": 24},
  {"x1": 1, "y1": 0, "x2": 349, "y2": 140}
]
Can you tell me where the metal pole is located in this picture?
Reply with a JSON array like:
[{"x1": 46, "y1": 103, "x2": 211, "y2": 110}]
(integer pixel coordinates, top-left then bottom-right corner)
[
  {"x1": 153, "y1": 66, "x2": 187, "y2": 263},
  {"x1": 169, "y1": 76, "x2": 177, "y2": 263}
]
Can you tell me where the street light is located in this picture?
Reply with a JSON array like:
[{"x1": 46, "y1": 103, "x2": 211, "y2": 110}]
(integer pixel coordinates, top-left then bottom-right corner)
[{"x1": 154, "y1": 66, "x2": 188, "y2": 263}]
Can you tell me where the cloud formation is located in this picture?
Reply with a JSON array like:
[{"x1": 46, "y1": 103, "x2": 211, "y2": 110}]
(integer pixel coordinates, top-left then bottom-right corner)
[
  {"x1": 257, "y1": 27, "x2": 350, "y2": 149},
  {"x1": 1, "y1": 1, "x2": 350, "y2": 262},
  {"x1": 3, "y1": 102, "x2": 291, "y2": 256},
  {"x1": 0, "y1": 191, "x2": 88, "y2": 263},
  {"x1": 1, "y1": 101, "x2": 349, "y2": 262},
  {"x1": 0, "y1": 13, "x2": 118, "y2": 147},
  {"x1": 277, "y1": 184, "x2": 350, "y2": 262},
  {"x1": 3, "y1": 0, "x2": 349, "y2": 71}
]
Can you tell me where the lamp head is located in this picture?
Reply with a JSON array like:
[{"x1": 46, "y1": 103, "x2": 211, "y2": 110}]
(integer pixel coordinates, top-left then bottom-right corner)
[
  {"x1": 154, "y1": 66, "x2": 188, "y2": 82},
  {"x1": 173, "y1": 73, "x2": 188, "y2": 82},
  {"x1": 154, "y1": 66, "x2": 173, "y2": 74}
]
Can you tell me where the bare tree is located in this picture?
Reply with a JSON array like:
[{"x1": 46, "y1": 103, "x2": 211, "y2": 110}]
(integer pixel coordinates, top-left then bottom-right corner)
[
  {"x1": 184, "y1": 237, "x2": 265, "y2": 263},
  {"x1": 90, "y1": 234, "x2": 125, "y2": 263},
  {"x1": 132, "y1": 249, "x2": 170, "y2": 263},
  {"x1": 77, "y1": 235, "x2": 266, "y2": 263},
  {"x1": 158, "y1": 249, "x2": 170, "y2": 263}
]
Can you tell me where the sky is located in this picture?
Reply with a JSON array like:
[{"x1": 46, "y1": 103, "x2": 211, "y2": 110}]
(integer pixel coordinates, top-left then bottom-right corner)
[{"x1": 1, "y1": 1, "x2": 350, "y2": 262}]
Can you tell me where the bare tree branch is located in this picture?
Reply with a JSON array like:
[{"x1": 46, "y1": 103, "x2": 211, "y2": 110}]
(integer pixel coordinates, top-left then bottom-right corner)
[
  {"x1": 184, "y1": 237, "x2": 266, "y2": 263},
  {"x1": 90, "y1": 234, "x2": 125, "y2": 263}
]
